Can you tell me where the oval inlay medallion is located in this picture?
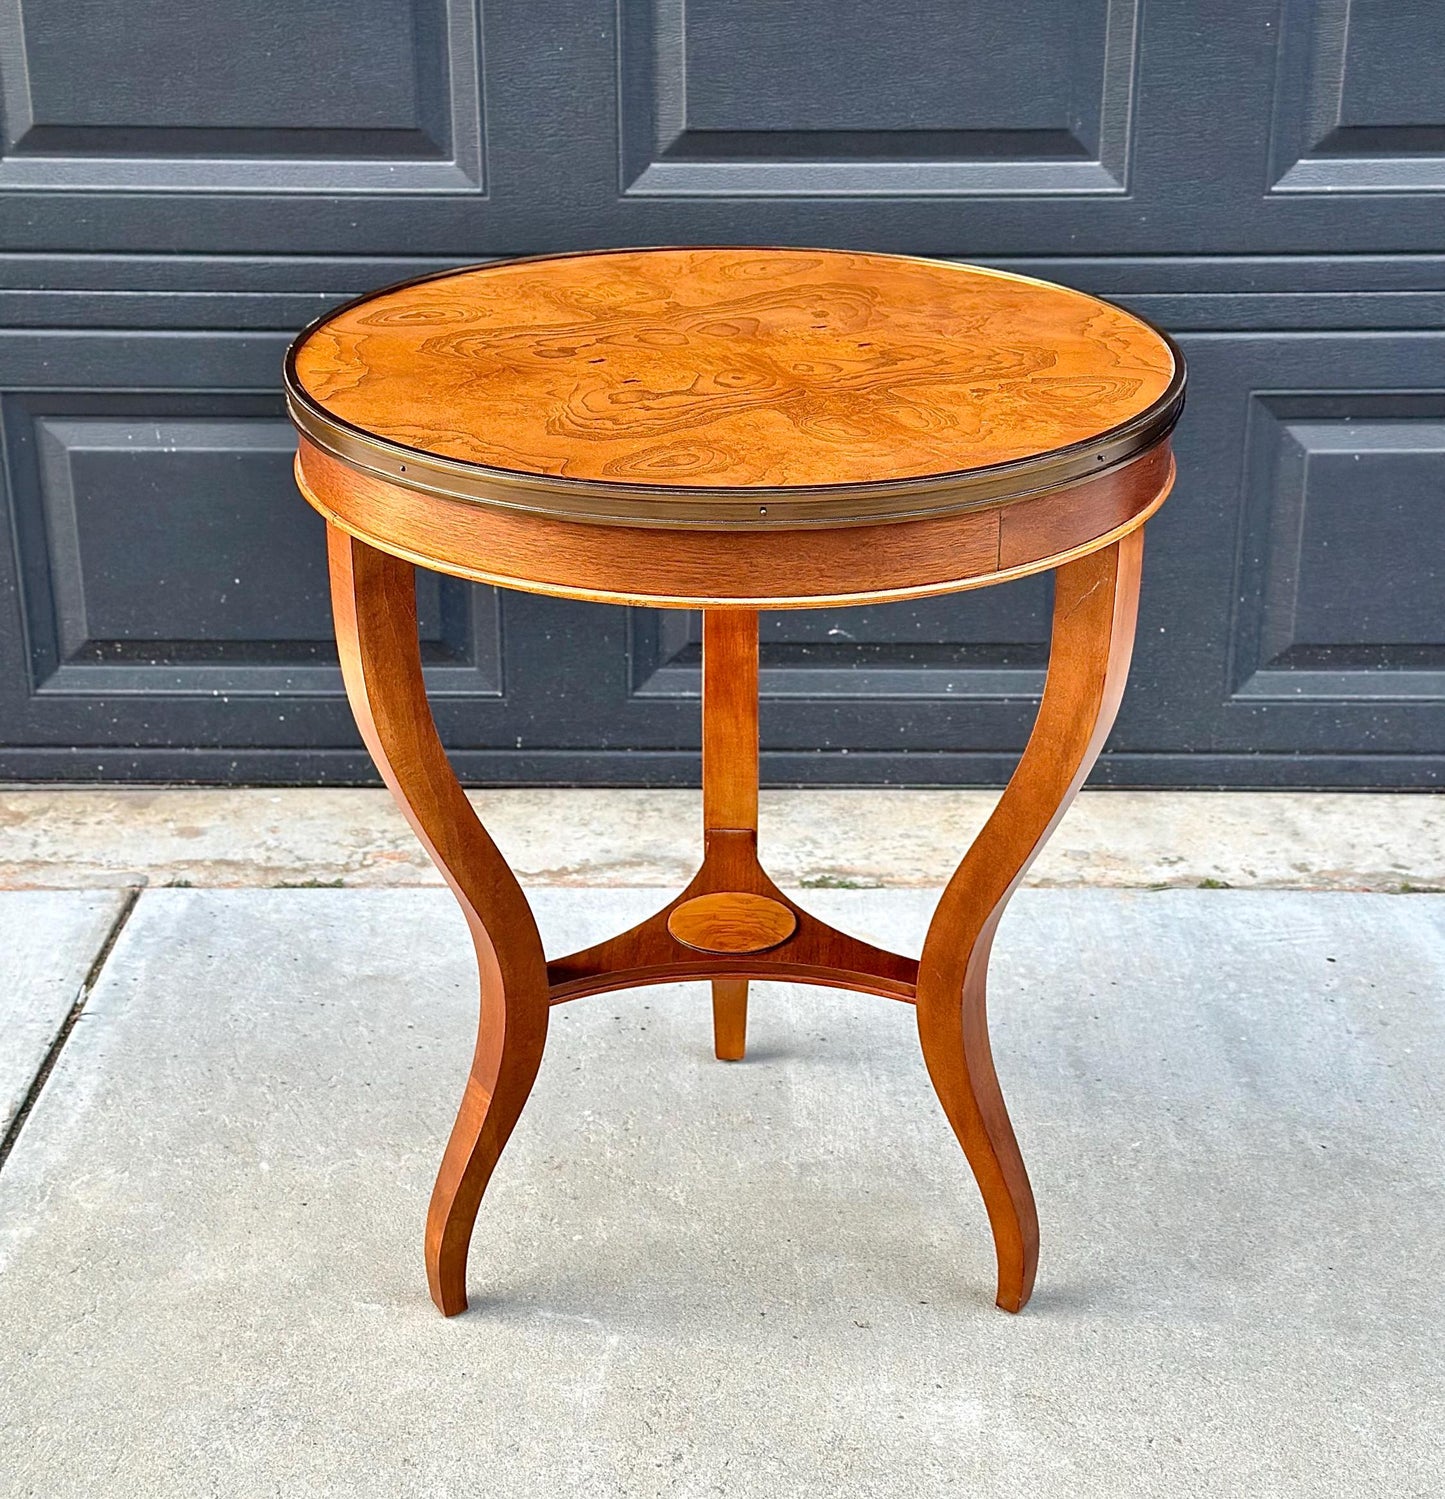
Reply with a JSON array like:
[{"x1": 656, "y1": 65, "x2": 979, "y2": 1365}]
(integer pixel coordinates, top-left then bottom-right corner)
[{"x1": 666, "y1": 893, "x2": 798, "y2": 955}]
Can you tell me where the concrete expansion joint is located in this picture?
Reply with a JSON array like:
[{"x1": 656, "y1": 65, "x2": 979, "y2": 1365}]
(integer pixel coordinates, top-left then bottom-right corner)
[{"x1": 0, "y1": 888, "x2": 140, "y2": 1175}]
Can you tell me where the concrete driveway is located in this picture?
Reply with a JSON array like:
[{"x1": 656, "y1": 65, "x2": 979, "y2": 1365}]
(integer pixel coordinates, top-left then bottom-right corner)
[{"x1": 1, "y1": 861, "x2": 1440, "y2": 1496}]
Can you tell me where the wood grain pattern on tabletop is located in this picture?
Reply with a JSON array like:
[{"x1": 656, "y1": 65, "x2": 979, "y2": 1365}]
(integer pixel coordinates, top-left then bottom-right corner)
[{"x1": 291, "y1": 247, "x2": 1176, "y2": 493}]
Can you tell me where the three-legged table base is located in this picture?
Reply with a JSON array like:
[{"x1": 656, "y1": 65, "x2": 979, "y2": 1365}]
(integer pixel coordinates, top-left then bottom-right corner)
[{"x1": 328, "y1": 523, "x2": 1145, "y2": 1316}]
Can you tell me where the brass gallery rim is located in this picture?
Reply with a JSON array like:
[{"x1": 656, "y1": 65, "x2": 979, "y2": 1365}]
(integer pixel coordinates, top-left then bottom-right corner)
[{"x1": 285, "y1": 247, "x2": 1186, "y2": 530}]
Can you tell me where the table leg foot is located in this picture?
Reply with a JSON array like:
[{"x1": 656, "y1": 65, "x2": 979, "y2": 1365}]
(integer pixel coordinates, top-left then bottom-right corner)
[
  {"x1": 916, "y1": 532, "x2": 1145, "y2": 1312},
  {"x1": 425, "y1": 1008, "x2": 548, "y2": 1315},
  {"x1": 917, "y1": 955, "x2": 1039, "y2": 1313},
  {"x1": 328, "y1": 525, "x2": 551, "y2": 1317},
  {"x1": 711, "y1": 978, "x2": 749, "y2": 1060}
]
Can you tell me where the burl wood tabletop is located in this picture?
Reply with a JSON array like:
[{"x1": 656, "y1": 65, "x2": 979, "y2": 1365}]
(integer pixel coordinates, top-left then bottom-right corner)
[{"x1": 291, "y1": 248, "x2": 1177, "y2": 492}]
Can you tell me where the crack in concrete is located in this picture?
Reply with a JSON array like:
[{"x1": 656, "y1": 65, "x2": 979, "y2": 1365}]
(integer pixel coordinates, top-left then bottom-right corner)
[{"x1": 0, "y1": 886, "x2": 142, "y2": 1176}]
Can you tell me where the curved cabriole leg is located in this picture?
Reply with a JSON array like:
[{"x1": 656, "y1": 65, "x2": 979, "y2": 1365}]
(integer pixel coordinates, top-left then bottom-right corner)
[
  {"x1": 328, "y1": 526, "x2": 550, "y2": 1317},
  {"x1": 916, "y1": 531, "x2": 1146, "y2": 1313}
]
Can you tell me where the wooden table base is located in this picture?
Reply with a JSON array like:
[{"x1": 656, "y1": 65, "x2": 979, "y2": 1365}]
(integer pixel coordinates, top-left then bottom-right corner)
[{"x1": 328, "y1": 522, "x2": 1145, "y2": 1318}]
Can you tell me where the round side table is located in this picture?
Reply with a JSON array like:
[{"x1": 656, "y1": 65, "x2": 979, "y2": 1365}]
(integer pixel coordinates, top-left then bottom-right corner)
[{"x1": 284, "y1": 247, "x2": 1184, "y2": 1318}]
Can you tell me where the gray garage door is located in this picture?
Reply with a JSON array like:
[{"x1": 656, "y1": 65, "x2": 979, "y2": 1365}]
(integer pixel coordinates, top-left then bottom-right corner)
[{"x1": 1, "y1": 1, "x2": 1441, "y2": 787}]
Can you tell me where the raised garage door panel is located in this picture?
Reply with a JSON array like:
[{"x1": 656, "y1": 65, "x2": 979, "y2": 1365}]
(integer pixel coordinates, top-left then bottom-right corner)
[
  {"x1": 0, "y1": 0, "x2": 483, "y2": 193},
  {"x1": 0, "y1": 329, "x2": 501, "y2": 772},
  {"x1": 1269, "y1": 0, "x2": 1445, "y2": 193},
  {"x1": 1127, "y1": 332, "x2": 1445, "y2": 771},
  {"x1": 619, "y1": 0, "x2": 1136, "y2": 196}
]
